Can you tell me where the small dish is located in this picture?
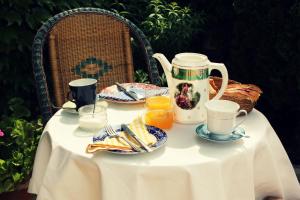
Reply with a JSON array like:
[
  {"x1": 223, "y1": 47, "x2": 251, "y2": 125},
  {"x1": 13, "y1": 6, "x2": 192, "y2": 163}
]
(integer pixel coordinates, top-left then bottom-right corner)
[
  {"x1": 93, "y1": 124, "x2": 167, "y2": 154},
  {"x1": 62, "y1": 101, "x2": 77, "y2": 114},
  {"x1": 98, "y1": 83, "x2": 168, "y2": 104},
  {"x1": 195, "y1": 124, "x2": 247, "y2": 143}
]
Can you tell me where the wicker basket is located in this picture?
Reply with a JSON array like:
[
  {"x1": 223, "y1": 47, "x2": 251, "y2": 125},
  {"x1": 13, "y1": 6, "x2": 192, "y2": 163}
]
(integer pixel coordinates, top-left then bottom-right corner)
[{"x1": 209, "y1": 76, "x2": 263, "y2": 113}]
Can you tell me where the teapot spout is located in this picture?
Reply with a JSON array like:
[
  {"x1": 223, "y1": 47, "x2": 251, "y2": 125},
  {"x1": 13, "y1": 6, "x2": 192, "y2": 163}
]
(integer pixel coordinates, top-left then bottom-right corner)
[{"x1": 153, "y1": 53, "x2": 172, "y2": 86}]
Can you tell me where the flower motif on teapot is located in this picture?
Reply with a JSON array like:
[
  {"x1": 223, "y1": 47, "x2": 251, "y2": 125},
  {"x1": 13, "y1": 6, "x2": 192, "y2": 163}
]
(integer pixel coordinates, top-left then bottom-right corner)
[{"x1": 174, "y1": 83, "x2": 201, "y2": 110}]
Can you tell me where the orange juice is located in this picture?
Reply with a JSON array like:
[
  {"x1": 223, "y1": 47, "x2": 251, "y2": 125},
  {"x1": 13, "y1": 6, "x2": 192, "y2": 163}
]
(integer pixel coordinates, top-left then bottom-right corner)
[{"x1": 145, "y1": 96, "x2": 173, "y2": 129}]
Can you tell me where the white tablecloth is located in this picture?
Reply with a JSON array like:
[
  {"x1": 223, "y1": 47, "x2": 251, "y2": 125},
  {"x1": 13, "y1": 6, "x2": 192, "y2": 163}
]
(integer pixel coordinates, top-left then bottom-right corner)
[{"x1": 28, "y1": 103, "x2": 300, "y2": 200}]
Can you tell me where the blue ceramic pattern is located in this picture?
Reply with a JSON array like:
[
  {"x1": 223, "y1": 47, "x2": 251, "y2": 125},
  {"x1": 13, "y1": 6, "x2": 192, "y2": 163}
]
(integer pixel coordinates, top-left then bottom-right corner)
[
  {"x1": 93, "y1": 125, "x2": 167, "y2": 154},
  {"x1": 195, "y1": 124, "x2": 246, "y2": 143}
]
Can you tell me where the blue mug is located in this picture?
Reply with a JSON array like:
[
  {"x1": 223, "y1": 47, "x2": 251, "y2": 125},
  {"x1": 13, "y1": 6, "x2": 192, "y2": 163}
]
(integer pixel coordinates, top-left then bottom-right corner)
[{"x1": 68, "y1": 78, "x2": 97, "y2": 110}]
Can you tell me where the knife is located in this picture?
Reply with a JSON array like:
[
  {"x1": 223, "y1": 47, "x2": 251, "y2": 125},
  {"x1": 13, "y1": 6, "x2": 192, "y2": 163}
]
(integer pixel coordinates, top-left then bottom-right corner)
[
  {"x1": 121, "y1": 124, "x2": 152, "y2": 152},
  {"x1": 115, "y1": 82, "x2": 139, "y2": 101}
]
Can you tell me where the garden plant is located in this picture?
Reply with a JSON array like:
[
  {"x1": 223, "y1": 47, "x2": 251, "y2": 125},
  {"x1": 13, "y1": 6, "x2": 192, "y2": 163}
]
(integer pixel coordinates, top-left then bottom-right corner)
[{"x1": 0, "y1": 98, "x2": 43, "y2": 193}]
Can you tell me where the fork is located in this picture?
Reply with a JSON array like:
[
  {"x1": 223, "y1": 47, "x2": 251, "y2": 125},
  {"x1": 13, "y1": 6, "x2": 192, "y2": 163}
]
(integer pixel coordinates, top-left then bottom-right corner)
[{"x1": 105, "y1": 125, "x2": 142, "y2": 152}]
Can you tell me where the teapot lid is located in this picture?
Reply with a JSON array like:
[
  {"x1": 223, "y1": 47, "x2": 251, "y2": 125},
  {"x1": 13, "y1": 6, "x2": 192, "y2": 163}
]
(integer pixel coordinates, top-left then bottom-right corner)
[{"x1": 172, "y1": 53, "x2": 209, "y2": 67}]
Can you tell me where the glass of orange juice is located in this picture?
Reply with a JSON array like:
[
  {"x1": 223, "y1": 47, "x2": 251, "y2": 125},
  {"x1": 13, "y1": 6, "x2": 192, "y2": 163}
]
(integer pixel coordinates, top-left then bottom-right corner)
[{"x1": 144, "y1": 96, "x2": 173, "y2": 129}]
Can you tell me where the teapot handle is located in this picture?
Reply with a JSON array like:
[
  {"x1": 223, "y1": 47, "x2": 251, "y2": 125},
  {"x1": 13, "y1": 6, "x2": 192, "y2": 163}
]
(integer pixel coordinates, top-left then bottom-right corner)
[{"x1": 208, "y1": 62, "x2": 228, "y2": 100}]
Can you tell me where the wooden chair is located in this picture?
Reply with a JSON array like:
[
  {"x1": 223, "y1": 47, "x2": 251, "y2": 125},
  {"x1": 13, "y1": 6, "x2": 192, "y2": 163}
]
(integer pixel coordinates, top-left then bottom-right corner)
[{"x1": 32, "y1": 8, "x2": 160, "y2": 123}]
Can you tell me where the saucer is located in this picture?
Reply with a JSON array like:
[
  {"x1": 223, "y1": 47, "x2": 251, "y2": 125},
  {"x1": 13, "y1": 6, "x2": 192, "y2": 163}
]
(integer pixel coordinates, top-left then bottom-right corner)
[
  {"x1": 62, "y1": 101, "x2": 77, "y2": 114},
  {"x1": 195, "y1": 124, "x2": 246, "y2": 143}
]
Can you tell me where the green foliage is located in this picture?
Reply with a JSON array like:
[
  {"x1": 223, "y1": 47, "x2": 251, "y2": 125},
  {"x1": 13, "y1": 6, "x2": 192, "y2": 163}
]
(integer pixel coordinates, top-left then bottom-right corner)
[
  {"x1": 134, "y1": 69, "x2": 168, "y2": 88},
  {"x1": 141, "y1": 0, "x2": 205, "y2": 56},
  {"x1": 159, "y1": 72, "x2": 168, "y2": 87},
  {"x1": 0, "y1": 98, "x2": 43, "y2": 193},
  {"x1": 134, "y1": 69, "x2": 150, "y2": 84}
]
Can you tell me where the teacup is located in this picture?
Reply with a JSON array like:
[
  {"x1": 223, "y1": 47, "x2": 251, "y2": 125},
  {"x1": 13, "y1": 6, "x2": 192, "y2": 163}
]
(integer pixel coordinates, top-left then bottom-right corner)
[
  {"x1": 68, "y1": 78, "x2": 97, "y2": 110},
  {"x1": 205, "y1": 100, "x2": 247, "y2": 135}
]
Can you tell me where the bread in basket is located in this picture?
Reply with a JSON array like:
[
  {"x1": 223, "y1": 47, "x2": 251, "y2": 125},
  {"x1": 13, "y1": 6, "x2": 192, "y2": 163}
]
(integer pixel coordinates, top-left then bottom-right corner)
[{"x1": 209, "y1": 76, "x2": 263, "y2": 113}]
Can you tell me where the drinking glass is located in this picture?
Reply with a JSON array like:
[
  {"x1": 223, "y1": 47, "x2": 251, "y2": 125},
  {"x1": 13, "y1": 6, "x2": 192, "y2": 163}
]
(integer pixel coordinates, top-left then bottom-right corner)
[
  {"x1": 144, "y1": 96, "x2": 174, "y2": 129},
  {"x1": 78, "y1": 102, "x2": 108, "y2": 133}
]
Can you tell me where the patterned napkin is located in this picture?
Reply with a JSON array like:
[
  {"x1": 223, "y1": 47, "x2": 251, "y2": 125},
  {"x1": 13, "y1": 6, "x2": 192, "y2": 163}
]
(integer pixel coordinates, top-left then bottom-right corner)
[
  {"x1": 86, "y1": 117, "x2": 157, "y2": 153},
  {"x1": 98, "y1": 87, "x2": 168, "y2": 101}
]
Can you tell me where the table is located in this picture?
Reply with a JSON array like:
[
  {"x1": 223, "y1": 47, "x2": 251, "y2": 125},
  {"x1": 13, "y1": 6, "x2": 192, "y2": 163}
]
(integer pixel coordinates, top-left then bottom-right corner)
[{"x1": 28, "y1": 103, "x2": 300, "y2": 200}]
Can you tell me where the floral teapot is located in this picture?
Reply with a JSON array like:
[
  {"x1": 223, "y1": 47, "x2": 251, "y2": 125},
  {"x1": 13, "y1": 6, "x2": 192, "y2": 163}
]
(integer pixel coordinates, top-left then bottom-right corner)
[{"x1": 153, "y1": 53, "x2": 228, "y2": 124}]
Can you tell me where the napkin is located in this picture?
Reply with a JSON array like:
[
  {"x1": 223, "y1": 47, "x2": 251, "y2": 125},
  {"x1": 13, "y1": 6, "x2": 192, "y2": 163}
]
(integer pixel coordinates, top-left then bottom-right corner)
[
  {"x1": 98, "y1": 87, "x2": 169, "y2": 101},
  {"x1": 86, "y1": 117, "x2": 157, "y2": 153}
]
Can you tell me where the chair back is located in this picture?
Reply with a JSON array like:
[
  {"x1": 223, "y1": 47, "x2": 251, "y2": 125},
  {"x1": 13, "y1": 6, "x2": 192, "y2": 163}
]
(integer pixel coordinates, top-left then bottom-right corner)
[{"x1": 32, "y1": 8, "x2": 160, "y2": 123}]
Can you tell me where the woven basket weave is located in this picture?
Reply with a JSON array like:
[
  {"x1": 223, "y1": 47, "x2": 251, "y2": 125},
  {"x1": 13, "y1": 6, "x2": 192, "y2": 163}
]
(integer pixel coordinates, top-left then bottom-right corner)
[
  {"x1": 48, "y1": 13, "x2": 135, "y2": 107},
  {"x1": 209, "y1": 76, "x2": 263, "y2": 113}
]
